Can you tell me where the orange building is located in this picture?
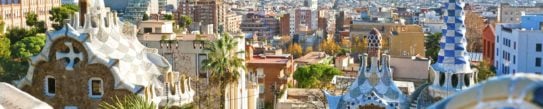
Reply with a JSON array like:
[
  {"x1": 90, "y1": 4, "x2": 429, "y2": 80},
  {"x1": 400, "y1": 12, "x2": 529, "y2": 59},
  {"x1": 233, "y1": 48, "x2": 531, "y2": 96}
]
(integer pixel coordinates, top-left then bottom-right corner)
[
  {"x1": 0, "y1": 0, "x2": 61, "y2": 28},
  {"x1": 482, "y1": 24, "x2": 495, "y2": 65},
  {"x1": 246, "y1": 45, "x2": 295, "y2": 108}
]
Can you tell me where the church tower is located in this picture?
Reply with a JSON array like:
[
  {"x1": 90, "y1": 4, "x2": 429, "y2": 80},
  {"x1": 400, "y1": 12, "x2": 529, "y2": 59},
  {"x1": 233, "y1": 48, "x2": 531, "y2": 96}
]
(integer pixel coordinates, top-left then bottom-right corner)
[{"x1": 428, "y1": 0, "x2": 476, "y2": 99}]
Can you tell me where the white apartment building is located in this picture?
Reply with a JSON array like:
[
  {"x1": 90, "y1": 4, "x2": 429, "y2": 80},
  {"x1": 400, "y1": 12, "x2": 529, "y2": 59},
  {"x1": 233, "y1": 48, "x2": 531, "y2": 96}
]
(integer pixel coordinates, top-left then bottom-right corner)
[{"x1": 495, "y1": 14, "x2": 543, "y2": 75}]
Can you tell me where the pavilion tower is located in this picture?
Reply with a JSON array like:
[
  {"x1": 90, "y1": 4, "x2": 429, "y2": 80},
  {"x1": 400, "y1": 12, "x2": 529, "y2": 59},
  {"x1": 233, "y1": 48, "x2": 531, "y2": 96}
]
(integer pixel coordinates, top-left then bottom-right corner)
[
  {"x1": 428, "y1": 0, "x2": 476, "y2": 99},
  {"x1": 324, "y1": 28, "x2": 407, "y2": 109}
]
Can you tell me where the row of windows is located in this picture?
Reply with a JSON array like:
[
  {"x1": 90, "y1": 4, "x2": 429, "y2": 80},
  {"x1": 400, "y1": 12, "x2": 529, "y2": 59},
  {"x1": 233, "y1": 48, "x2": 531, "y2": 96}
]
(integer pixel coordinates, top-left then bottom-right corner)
[{"x1": 45, "y1": 76, "x2": 104, "y2": 98}]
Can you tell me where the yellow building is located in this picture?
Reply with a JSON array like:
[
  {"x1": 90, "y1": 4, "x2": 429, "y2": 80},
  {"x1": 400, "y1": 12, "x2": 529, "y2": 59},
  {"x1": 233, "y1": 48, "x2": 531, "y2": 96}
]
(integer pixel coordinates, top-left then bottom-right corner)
[
  {"x1": 389, "y1": 25, "x2": 425, "y2": 57},
  {"x1": 350, "y1": 22, "x2": 425, "y2": 57}
]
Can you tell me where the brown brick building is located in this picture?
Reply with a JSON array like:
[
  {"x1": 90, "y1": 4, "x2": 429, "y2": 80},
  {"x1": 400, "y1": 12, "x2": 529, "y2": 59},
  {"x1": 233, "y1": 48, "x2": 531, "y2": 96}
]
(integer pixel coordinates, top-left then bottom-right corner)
[
  {"x1": 177, "y1": 0, "x2": 224, "y2": 33},
  {"x1": 279, "y1": 13, "x2": 290, "y2": 36}
]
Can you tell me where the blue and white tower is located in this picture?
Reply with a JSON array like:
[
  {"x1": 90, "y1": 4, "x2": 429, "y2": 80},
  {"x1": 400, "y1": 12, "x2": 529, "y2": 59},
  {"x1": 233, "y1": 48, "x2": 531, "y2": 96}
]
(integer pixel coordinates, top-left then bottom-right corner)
[{"x1": 428, "y1": 0, "x2": 477, "y2": 99}]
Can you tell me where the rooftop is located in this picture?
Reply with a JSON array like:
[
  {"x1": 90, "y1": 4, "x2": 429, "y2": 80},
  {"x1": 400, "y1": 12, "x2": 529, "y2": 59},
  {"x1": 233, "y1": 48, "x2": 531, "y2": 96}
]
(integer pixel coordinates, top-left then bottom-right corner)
[
  {"x1": 248, "y1": 54, "x2": 292, "y2": 64},
  {"x1": 295, "y1": 52, "x2": 330, "y2": 64}
]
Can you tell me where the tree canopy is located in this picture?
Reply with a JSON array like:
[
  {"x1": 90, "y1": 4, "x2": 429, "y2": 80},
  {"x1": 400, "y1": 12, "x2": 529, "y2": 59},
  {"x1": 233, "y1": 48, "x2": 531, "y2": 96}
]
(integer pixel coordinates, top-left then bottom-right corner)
[
  {"x1": 293, "y1": 64, "x2": 342, "y2": 88},
  {"x1": 319, "y1": 39, "x2": 341, "y2": 56},
  {"x1": 163, "y1": 14, "x2": 174, "y2": 20},
  {"x1": 49, "y1": 4, "x2": 79, "y2": 30},
  {"x1": 425, "y1": 33, "x2": 441, "y2": 63},
  {"x1": 25, "y1": 12, "x2": 47, "y2": 33},
  {"x1": 287, "y1": 43, "x2": 303, "y2": 58},
  {"x1": 11, "y1": 34, "x2": 46, "y2": 60},
  {"x1": 178, "y1": 15, "x2": 193, "y2": 28}
]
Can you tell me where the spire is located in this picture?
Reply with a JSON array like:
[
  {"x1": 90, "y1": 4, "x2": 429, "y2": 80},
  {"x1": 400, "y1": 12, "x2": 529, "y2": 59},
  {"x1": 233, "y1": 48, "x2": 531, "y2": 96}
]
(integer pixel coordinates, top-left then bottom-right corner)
[
  {"x1": 434, "y1": 0, "x2": 470, "y2": 73},
  {"x1": 367, "y1": 28, "x2": 382, "y2": 57}
]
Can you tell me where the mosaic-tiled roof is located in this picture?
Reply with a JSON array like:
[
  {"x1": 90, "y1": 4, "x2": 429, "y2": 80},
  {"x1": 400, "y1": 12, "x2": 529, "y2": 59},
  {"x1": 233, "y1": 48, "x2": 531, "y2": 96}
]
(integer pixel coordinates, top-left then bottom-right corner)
[{"x1": 433, "y1": 0, "x2": 471, "y2": 73}]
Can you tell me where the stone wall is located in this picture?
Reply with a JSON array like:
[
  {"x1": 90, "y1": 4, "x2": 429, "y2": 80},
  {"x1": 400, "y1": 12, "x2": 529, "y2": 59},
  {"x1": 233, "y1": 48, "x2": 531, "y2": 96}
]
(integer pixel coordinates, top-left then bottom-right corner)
[{"x1": 22, "y1": 38, "x2": 133, "y2": 109}]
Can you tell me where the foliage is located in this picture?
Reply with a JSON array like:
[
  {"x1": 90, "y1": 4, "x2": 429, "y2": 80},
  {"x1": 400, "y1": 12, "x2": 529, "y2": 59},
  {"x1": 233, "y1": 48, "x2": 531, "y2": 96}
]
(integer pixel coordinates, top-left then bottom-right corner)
[
  {"x1": 25, "y1": 12, "x2": 47, "y2": 33},
  {"x1": 201, "y1": 33, "x2": 245, "y2": 108},
  {"x1": 293, "y1": 64, "x2": 342, "y2": 88},
  {"x1": 476, "y1": 62, "x2": 495, "y2": 82},
  {"x1": 5, "y1": 27, "x2": 38, "y2": 43},
  {"x1": 142, "y1": 14, "x2": 150, "y2": 21},
  {"x1": 351, "y1": 36, "x2": 367, "y2": 53},
  {"x1": 163, "y1": 14, "x2": 173, "y2": 20},
  {"x1": 340, "y1": 39, "x2": 351, "y2": 48},
  {"x1": 178, "y1": 15, "x2": 193, "y2": 28},
  {"x1": 0, "y1": 28, "x2": 45, "y2": 82},
  {"x1": 49, "y1": 4, "x2": 79, "y2": 30},
  {"x1": 0, "y1": 17, "x2": 4, "y2": 34},
  {"x1": 11, "y1": 34, "x2": 46, "y2": 60},
  {"x1": 0, "y1": 58, "x2": 28, "y2": 82},
  {"x1": 99, "y1": 95, "x2": 157, "y2": 109},
  {"x1": 425, "y1": 33, "x2": 441, "y2": 63},
  {"x1": 0, "y1": 36, "x2": 9, "y2": 58},
  {"x1": 319, "y1": 39, "x2": 341, "y2": 56},
  {"x1": 287, "y1": 43, "x2": 303, "y2": 58}
]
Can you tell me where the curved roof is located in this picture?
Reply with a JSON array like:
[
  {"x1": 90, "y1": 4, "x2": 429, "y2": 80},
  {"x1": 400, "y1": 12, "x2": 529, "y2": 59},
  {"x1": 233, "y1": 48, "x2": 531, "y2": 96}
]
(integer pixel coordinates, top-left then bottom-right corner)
[
  {"x1": 429, "y1": 74, "x2": 543, "y2": 109},
  {"x1": 18, "y1": 0, "x2": 171, "y2": 92}
]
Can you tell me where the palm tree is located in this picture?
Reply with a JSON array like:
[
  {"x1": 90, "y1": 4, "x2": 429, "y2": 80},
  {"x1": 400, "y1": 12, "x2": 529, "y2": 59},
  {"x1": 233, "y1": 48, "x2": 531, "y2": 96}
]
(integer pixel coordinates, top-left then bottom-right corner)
[
  {"x1": 99, "y1": 95, "x2": 157, "y2": 109},
  {"x1": 201, "y1": 33, "x2": 245, "y2": 108}
]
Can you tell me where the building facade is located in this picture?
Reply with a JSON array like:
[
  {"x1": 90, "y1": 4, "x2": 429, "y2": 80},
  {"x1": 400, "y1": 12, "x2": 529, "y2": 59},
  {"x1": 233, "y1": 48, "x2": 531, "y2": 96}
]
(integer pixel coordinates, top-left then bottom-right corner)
[
  {"x1": 240, "y1": 12, "x2": 280, "y2": 38},
  {"x1": 499, "y1": 3, "x2": 543, "y2": 23},
  {"x1": 224, "y1": 12, "x2": 242, "y2": 33},
  {"x1": 246, "y1": 46, "x2": 295, "y2": 109},
  {"x1": 482, "y1": 24, "x2": 495, "y2": 65},
  {"x1": 123, "y1": 0, "x2": 160, "y2": 24},
  {"x1": 0, "y1": 0, "x2": 61, "y2": 28},
  {"x1": 494, "y1": 14, "x2": 543, "y2": 75},
  {"x1": 177, "y1": 0, "x2": 224, "y2": 33}
]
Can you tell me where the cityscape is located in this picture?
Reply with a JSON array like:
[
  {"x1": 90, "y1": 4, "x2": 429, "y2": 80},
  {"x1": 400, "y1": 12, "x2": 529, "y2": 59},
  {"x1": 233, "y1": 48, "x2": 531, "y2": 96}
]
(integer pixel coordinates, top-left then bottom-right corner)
[{"x1": 0, "y1": 0, "x2": 543, "y2": 109}]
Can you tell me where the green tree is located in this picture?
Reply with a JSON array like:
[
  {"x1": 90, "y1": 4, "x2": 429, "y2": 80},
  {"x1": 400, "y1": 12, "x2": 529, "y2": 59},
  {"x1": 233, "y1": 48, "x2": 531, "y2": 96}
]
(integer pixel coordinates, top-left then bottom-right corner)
[
  {"x1": 0, "y1": 36, "x2": 10, "y2": 59},
  {"x1": 142, "y1": 14, "x2": 150, "y2": 21},
  {"x1": 425, "y1": 33, "x2": 441, "y2": 63},
  {"x1": 11, "y1": 34, "x2": 46, "y2": 60},
  {"x1": 293, "y1": 64, "x2": 342, "y2": 88},
  {"x1": 178, "y1": 15, "x2": 192, "y2": 28},
  {"x1": 201, "y1": 33, "x2": 245, "y2": 108},
  {"x1": 5, "y1": 27, "x2": 38, "y2": 43},
  {"x1": 25, "y1": 12, "x2": 47, "y2": 33},
  {"x1": 99, "y1": 95, "x2": 157, "y2": 109},
  {"x1": 49, "y1": 4, "x2": 79, "y2": 30},
  {"x1": 163, "y1": 14, "x2": 173, "y2": 20},
  {"x1": 476, "y1": 62, "x2": 495, "y2": 82},
  {"x1": 25, "y1": 12, "x2": 38, "y2": 27}
]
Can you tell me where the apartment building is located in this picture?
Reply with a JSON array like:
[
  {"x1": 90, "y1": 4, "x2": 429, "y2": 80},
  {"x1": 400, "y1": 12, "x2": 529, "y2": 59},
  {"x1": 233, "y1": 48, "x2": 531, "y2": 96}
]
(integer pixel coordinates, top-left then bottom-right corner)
[
  {"x1": 0, "y1": 0, "x2": 61, "y2": 28},
  {"x1": 495, "y1": 14, "x2": 543, "y2": 75},
  {"x1": 240, "y1": 12, "x2": 280, "y2": 38},
  {"x1": 177, "y1": 0, "x2": 224, "y2": 33},
  {"x1": 499, "y1": 3, "x2": 543, "y2": 23}
]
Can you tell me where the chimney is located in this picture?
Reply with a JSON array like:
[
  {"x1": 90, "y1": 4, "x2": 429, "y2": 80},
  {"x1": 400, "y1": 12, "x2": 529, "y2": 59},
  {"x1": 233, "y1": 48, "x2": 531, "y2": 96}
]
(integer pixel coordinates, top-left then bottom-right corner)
[{"x1": 79, "y1": 0, "x2": 89, "y2": 27}]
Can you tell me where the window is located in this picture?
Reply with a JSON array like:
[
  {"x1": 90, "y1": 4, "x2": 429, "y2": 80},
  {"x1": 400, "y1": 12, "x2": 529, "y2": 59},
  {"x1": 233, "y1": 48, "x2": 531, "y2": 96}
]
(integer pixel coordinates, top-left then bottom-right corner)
[
  {"x1": 88, "y1": 78, "x2": 104, "y2": 98},
  {"x1": 44, "y1": 76, "x2": 55, "y2": 96},
  {"x1": 143, "y1": 28, "x2": 152, "y2": 33},
  {"x1": 258, "y1": 84, "x2": 264, "y2": 94},
  {"x1": 537, "y1": 43, "x2": 542, "y2": 52},
  {"x1": 537, "y1": 58, "x2": 542, "y2": 67}
]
